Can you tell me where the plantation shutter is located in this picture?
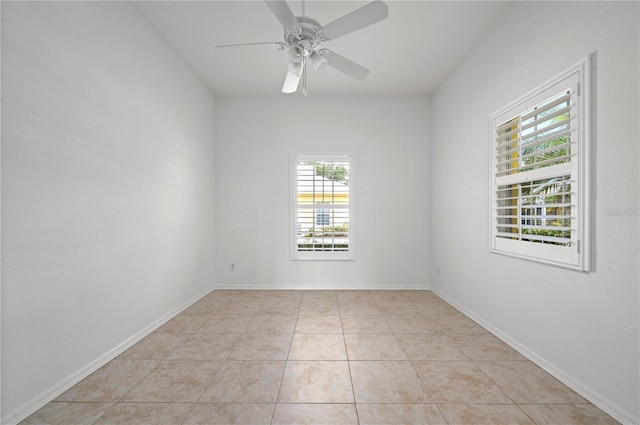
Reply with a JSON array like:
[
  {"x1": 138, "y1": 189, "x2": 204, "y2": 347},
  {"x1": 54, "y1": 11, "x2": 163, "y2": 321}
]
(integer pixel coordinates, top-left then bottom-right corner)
[
  {"x1": 489, "y1": 59, "x2": 591, "y2": 271},
  {"x1": 291, "y1": 154, "x2": 355, "y2": 260}
]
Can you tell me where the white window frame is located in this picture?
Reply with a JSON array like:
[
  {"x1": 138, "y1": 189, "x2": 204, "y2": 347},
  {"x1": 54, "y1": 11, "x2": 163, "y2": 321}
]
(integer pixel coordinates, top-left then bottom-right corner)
[
  {"x1": 488, "y1": 55, "x2": 592, "y2": 271},
  {"x1": 291, "y1": 153, "x2": 356, "y2": 261}
]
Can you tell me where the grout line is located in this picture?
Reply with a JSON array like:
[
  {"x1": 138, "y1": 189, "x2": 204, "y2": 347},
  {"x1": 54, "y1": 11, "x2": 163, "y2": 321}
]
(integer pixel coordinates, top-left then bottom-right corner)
[
  {"x1": 269, "y1": 299, "x2": 301, "y2": 425},
  {"x1": 342, "y1": 296, "x2": 361, "y2": 425}
]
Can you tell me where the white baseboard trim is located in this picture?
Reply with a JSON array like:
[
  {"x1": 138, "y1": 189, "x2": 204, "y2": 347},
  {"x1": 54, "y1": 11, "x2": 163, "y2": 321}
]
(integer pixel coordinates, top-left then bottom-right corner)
[
  {"x1": 3, "y1": 286, "x2": 215, "y2": 425},
  {"x1": 431, "y1": 288, "x2": 638, "y2": 425},
  {"x1": 214, "y1": 282, "x2": 430, "y2": 291}
]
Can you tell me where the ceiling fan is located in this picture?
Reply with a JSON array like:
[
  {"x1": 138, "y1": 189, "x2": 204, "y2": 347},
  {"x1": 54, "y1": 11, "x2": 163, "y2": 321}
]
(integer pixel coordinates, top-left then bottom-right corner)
[{"x1": 216, "y1": 0, "x2": 389, "y2": 95}]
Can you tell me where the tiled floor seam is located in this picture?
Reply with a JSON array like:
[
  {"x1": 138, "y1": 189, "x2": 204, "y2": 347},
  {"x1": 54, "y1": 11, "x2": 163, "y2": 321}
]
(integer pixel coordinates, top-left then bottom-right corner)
[{"x1": 269, "y1": 309, "x2": 302, "y2": 424}]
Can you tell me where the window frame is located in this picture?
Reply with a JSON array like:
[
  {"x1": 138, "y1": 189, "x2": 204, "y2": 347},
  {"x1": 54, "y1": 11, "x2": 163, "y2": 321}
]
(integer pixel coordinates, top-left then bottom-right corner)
[
  {"x1": 488, "y1": 55, "x2": 592, "y2": 271},
  {"x1": 290, "y1": 153, "x2": 356, "y2": 261}
]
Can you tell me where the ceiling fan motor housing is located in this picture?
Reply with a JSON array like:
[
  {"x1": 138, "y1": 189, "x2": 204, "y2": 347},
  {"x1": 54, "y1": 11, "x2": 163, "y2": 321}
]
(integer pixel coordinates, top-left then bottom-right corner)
[{"x1": 285, "y1": 17, "x2": 324, "y2": 56}]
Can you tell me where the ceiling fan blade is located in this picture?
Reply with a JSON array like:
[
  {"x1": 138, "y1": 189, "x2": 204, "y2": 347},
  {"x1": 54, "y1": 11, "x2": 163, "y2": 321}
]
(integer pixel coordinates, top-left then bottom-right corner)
[
  {"x1": 320, "y1": 0, "x2": 388, "y2": 41},
  {"x1": 282, "y1": 61, "x2": 304, "y2": 93},
  {"x1": 215, "y1": 41, "x2": 286, "y2": 50},
  {"x1": 321, "y1": 50, "x2": 370, "y2": 80},
  {"x1": 265, "y1": 1, "x2": 301, "y2": 31}
]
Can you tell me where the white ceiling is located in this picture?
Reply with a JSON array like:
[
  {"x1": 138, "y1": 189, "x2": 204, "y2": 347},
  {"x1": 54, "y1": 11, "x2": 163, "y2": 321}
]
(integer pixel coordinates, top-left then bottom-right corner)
[{"x1": 133, "y1": 1, "x2": 511, "y2": 96}]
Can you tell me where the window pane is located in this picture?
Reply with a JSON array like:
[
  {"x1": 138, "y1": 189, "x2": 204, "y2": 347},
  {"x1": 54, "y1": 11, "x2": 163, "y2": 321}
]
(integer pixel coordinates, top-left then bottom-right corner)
[
  {"x1": 297, "y1": 161, "x2": 349, "y2": 205},
  {"x1": 496, "y1": 91, "x2": 573, "y2": 177},
  {"x1": 495, "y1": 175, "x2": 572, "y2": 246},
  {"x1": 297, "y1": 207, "x2": 350, "y2": 251},
  {"x1": 294, "y1": 157, "x2": 352, "y2": 256}
]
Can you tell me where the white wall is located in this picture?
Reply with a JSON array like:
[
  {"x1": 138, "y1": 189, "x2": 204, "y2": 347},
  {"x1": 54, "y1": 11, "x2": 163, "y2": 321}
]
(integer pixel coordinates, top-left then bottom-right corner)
[
  {"x1": 429, "y1": 2, "x2": 639, "y2": 423},
  {"x1": 1, "y1": 2, "x2": 216, "y2": 422},
  {"x1": 215, "y1": 96, "x2": 429, "y2": 289}
]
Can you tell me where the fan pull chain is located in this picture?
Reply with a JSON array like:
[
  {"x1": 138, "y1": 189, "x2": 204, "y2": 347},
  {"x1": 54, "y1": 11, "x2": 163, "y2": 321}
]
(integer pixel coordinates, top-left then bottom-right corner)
[{"x1": 302, "y1": 56, "x2": 307, "y2": 96}]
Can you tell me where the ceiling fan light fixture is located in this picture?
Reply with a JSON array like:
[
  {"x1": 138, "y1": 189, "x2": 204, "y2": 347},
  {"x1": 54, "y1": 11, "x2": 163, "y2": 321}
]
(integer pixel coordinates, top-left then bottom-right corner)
[
  {"x1": 287, "y1": 60, "x2": 303, "y2": 77},
  {"x1": 309, "y1": 51, "x2": 328, "y2": 71},
  {"x1": 288, "y1": 44, "x2": 304, "y2": 63}
]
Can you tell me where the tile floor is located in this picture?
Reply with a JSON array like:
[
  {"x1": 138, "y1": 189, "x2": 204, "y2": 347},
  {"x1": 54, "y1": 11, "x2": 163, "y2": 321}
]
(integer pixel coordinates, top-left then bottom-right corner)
[{"x1": 20, "y1": 290, "x2": 620, "y2": 425}]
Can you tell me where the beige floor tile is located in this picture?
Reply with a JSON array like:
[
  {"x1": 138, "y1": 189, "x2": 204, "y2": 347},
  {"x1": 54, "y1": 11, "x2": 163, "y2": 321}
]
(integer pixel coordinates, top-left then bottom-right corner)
[
  {"x1": 198, "y1": 314, "x2": 254, "y2": 333},
  {"x1": 368, "y1": 290, "x2": 409, "y2": 302},
  {"x1": 400, "y1": 290, "x2": 442, "y2": 303},
  {"x1": 385, "y1": 315, "x2": 438, "y2": 333},
  {"x1": 450, "y1": 333, "x2": 525, "y2": 361},
  {"x1": 212, "y1": 290, "x2": 249, "y2": 298},
  {"x1": 418, "y1": 301, "x2": 461, "y2": 316},
  {"x1": 167, "y1": 333, "x2": 242, "y2": 361},
  {"x1": 299, "y1": 300, "x2": 340, "y2": 315},
  {"x1": 233, "y1": 290, "x2": 273, "y2": 300},
  {"x1": 217, "y1": 299, "x2": 264, "y2": 314},
  {"x1": 278, "y1": 361, "x2": 354, "y2": 403},
  {"x1": 339, "y1": 301, "x2": 381, "y2": 315},
  {"x1": 337, "y1": 290, "x2": 374, "y2": 302},
  {"x1": 259, "y1": 299, "x2": 302, "y2": 315},
  {"x1": 271, "y1": 403, "x2": 359, "y2": 425},
  {"x1": 289, "y1": 333, "x2": 347, "y2": 360},
  {"x1": 24, "y1": 291, "x2": 618, "y2": 425},
  {"x1": 121, "y1": 360, "x2": 222, "y2": 402},
  {"x1": 92, "y1": 402, "x2": 192, "y2": 424},
  {"x1": 349, "y1": 360, "x2": 433, "y2": 403},
  {"x1": 438, "y1": 404, "x2": 536, "y2": 425},
  {"x1": 295, "y1": 315, "x2": 343, "y2": 333},
  {"x1": 341, "y1": 315, "x2": 392, "y2": 333},
  {"x1": 119, "y1": 332, "x2": 190, "y2": 360},
  {"x1": 475, "y1": 360, "x2": 587, "y2": 404},
  {"x1": 395, "y1": 333, "x2": 468, "y2": 360},
  {"x1": 19, "y1": 402, "x2": 113, "y2": 425},
  {"x1": 181, "y1": 298, "x2": 227, "y2": 315},
  {"x1": 199, "y1": 361, "x2": 285, "y2": 402},
  {"x1": 345, "y1": 334, "x2": 407, "y2": 360},
  {"x1": 247, "y1": 315, "x2": 297, "y2": 334},
  {"x1": 413, "y1": 361, "x2": 512, "y2": 404},
  {"x1": 198, "y1": 291, "x2": 232, "y2": 302},
  {"x1": 270, "y1": 290, "x2": 304, "y2": 301},
  {"x1": 519, "y1": 403, "x2": 620, "y2": 424},
  {"x1": 432, "y1": 313, "x2": 488, "y2": 334},
  {"x1": 227, "y1": 333, "x2": 292, "y2": 360},
  {"x1": 55, "y1": 359, "x2": 159, "y2": 402},
  {"x1": 376, "y1": 300, "x2": 424, "y2": 315},
  {"x1": 184, "y1": 403, "x2": 274, "y2": 425},
  {"x1": 155, "y1": 314, "x2": 209, "y2": 333},
  {"x1": 357, "y1": 403, "x2": 447, "y2": 425},
  {"x1": 302, "y1": 290, "x2": 338, "y2": 301}
]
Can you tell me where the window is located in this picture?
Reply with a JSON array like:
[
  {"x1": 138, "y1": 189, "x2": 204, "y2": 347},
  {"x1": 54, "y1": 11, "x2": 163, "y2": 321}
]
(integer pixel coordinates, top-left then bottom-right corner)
[
  {"x1": 291, "y1": 154, "x2": 355, "y2": 260},
  {"x1": 489, "y1": 57, "x2": 591, "y2": 271}
]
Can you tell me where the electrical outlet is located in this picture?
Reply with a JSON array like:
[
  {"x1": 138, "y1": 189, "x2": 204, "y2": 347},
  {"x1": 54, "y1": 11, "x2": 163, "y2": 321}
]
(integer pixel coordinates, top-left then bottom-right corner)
[{"x1": 230, "y1": 263, "x2": 235, "y2": 271}]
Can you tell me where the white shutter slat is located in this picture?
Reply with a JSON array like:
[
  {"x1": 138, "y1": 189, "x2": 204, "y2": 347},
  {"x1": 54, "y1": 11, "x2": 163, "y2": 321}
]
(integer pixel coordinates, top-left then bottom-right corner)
[
  {"x1": 521, "y1": 116, "x2": 574, "y2": 143},
  {"x1": 521, "y1": 106, "x2": 572, "y2": 134},
  {"x1": 495, "y1": 162, "x2": 572, "y2": 186},
  {"x1": 495, "y1": 130, "x2": 574, "y2": 161},
  {"x1": 521, "y1": 92, "x2": 572, "y2": 121}
]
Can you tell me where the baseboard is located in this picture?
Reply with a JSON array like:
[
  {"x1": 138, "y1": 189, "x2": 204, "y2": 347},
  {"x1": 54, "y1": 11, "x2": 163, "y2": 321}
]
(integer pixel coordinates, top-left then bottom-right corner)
[
  {"x1": 214, "y1": 282, "x2": 430, "y2": 291},
  {"x1": 430, "y1": 288, "x2": 638, "y2": 425},
  {"x1": 3, "y1": 286, "x2": 215, "y2": 425}
]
